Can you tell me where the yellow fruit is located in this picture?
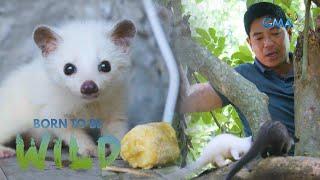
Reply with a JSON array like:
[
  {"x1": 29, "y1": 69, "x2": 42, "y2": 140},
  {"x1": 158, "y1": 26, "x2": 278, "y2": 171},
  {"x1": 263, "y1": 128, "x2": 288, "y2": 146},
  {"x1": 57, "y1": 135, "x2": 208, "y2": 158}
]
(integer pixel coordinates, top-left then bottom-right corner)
[{"x1": 120, "y1": 122, "x2": 180, "y2": 169}]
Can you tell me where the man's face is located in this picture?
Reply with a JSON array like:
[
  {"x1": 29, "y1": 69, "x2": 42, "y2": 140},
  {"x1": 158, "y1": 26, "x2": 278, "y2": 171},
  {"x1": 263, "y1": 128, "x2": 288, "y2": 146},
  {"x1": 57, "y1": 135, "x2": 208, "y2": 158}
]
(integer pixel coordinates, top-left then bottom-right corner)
[{"x1": 247, "y1": 17, "x2": 291, "y2": 68}]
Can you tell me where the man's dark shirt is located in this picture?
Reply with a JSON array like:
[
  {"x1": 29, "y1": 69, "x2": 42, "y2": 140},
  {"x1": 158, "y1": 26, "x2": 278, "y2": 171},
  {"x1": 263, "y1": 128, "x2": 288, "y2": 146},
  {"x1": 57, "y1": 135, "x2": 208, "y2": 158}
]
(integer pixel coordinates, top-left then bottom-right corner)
[{"x1": 219, "y1": 58, "x2": 294, "y2": 137}]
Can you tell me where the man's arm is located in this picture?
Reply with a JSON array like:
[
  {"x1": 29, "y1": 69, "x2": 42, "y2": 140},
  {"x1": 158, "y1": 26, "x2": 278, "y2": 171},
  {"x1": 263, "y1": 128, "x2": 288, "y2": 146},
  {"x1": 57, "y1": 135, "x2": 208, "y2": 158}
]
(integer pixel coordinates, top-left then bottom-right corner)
[{"x1": 179, "y1": 82, "x2": 223, "y2": 113}]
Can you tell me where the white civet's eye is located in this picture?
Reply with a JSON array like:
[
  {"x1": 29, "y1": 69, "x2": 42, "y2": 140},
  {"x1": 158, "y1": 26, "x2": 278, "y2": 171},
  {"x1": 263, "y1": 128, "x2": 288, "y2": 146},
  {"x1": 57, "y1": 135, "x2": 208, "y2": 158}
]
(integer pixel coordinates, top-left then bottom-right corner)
[
  {"x1": 64, "y1": 63, "x2": 77, "y2": 75},
  {"x1": 98, "y1": 60, "x2": 111, "y2": 73}
]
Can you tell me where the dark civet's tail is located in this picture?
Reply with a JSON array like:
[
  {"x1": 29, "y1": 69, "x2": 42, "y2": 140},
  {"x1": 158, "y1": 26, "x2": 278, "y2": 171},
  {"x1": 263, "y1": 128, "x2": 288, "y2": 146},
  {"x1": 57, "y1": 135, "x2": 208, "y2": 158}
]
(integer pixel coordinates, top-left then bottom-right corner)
[{"x1": 225, "y1": 121, "x2": 272, "y2": 180}]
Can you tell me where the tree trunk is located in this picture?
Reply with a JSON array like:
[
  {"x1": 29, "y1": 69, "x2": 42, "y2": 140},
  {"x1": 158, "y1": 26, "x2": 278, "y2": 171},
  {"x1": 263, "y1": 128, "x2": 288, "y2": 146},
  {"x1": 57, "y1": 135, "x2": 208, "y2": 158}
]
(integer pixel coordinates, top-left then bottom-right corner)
[{"x1": 294, "y1": 27, "x2": 320, "y2": 156}]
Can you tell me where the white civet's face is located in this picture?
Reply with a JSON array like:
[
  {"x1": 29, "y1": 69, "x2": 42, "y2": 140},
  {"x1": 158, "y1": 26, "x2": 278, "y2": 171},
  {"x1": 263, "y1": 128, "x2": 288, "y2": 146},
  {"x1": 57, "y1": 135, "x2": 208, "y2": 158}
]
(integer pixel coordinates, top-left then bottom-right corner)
[{"x1": 34, "y1": 20, "x2": 136, "y2": 100}]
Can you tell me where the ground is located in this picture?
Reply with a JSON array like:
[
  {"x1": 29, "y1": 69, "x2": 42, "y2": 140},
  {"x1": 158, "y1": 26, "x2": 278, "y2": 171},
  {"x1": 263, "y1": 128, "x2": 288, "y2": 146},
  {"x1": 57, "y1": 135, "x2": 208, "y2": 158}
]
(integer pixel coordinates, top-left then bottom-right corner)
[{"x1": 0, "y1": 150, "x2": 178, "y2": 180}]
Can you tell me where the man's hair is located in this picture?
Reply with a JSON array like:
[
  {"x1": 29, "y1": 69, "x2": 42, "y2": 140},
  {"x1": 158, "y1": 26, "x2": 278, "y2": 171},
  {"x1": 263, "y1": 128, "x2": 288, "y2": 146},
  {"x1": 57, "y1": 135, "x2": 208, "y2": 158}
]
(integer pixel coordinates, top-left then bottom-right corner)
[{"x1": 244, "y1": 2, "x2": 287, "y2": 36}]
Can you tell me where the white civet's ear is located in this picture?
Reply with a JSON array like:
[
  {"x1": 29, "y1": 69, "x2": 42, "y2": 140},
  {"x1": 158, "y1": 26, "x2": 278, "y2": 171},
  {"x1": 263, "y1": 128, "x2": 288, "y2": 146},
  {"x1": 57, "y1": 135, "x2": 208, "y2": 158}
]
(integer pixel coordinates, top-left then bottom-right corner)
[
  {"x1": 111, "y1": 20, "x2": 136, "y2": 51},
  {"x1": 33, "y1": 25, "x2": 62, "y2": 57}
]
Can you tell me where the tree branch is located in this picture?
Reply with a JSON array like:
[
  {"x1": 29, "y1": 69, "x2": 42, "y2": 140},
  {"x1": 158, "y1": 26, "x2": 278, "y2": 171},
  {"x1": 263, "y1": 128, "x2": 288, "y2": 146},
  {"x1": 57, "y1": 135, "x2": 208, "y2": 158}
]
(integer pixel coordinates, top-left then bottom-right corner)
[
  {"x1": 197, "y1": 156, "x2": 320, "y2": 180},
  {"x1": 173, "y1": 65, "x2": 192, "y2": 168}
]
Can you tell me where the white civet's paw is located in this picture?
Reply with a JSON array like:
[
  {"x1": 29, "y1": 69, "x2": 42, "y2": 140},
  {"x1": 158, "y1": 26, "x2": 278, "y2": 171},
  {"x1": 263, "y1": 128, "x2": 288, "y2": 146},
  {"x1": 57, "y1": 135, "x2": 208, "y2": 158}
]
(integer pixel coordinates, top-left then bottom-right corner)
[
  {"x1": 78, "y1": 145, "x2": 98, "y2": 157},
  {"x1": 0, "y1": 146, "x2": 16, "y2": 158}
]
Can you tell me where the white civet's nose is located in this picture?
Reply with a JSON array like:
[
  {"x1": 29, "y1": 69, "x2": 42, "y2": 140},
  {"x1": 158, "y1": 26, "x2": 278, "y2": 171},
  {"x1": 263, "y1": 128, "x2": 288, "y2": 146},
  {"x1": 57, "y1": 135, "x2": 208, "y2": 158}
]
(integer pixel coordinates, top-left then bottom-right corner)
[{"x1": 81, "y1": 80, "x2": 99, "y2": 95}]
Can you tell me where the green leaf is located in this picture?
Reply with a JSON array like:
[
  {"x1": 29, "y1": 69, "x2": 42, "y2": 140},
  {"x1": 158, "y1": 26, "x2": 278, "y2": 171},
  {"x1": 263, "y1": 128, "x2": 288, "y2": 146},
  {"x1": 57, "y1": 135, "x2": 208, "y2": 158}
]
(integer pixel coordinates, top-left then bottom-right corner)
[
  {"x1": 194, "y1": 72, "x2": 208, "y2": 83},
  {"x1": 222, "y1": 57, "x2": 230, "y2": 63},
  {"x1": 213, "y1": 46, "x2": 224, "y2": 57},
  {"x1": 231, "y1": 59, "x2": 243, "y2": 67},
  {"x1": 216, "y1": 128, "x2": 222, "y2": 135},
  {"x1": 195, "y1": 28, "x2": 211, "y2": 41},
  {"x1": 191, "y1": 112, "x2": 202, "y2": 124},
  {"x1": 229, "y1": 124, "x2": 241, "y2": 134},
  {"x1": 195, "y1": 0, "x2": 204, "y2": 4},
  {"x1": 239, "y1": 44, "x2": 253, "y2": 57},
  {"x1": 193, "y1": 36, "x2": 210, "y2": 47},
  {"x1": 275, "y1": 0, "x2": 292, "y2": 8},
  {"x1": 231, "y1": 52, "x2": 253, "y2": 62},
  {"x1": 212, "y1": 37, "x2": 225, "y2": 56},
  {"x1": 312, "y1": 8, "x2": 320, "y2": 21},
  {"x1": 207, "y1": 43, "x2": 216, "y2": 53},
  {"x1": 213, "y1": 108, "x2": 222, "y2": 114},
  {"x1": 208, "y1": 28, "x2": 216, "y2": 39},
  {"x1": 218, "y1": 37, "x2": 226, "y2": 49},
  {"x1": 277, "y1": 3, "x2": 291, "y2": 14},
  {"x1": 214, "y1": 113, "x2": 228, "y2": 124},
  {"x1": 231, "y1": 108, "x2": 243, "y2": 131},
  {"x1": 202, "y1": 112, "x2": 213, "y2": 124},
  {"x1": 282, "y1": 0, "x2": 292, "y2": 7}
]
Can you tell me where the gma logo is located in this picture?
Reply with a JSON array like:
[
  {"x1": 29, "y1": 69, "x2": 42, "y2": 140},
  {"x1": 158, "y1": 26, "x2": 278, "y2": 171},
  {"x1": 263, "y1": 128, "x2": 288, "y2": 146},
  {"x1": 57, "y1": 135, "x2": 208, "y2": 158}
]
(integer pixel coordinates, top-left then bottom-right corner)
[{"x1": 263, "y1": 17, "x2": 293, "y2": 29}]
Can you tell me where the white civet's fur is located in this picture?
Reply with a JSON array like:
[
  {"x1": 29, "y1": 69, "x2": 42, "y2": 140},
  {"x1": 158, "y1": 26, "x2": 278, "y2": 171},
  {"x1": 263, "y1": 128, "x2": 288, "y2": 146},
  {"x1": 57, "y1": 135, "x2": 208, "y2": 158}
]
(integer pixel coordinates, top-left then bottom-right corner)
[
  {"x1": 0, "y1": 20, "x2": 134, "y2": 158},
  {"x1": 166, "y1": 134, "x2": 252, "y2": 179}
]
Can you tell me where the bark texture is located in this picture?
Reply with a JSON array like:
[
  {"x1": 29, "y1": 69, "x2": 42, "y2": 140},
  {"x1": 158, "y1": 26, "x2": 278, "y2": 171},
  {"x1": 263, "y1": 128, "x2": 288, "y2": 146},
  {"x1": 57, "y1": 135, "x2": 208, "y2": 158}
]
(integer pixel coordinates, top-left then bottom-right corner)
[{"x1": 294, "y1": 29, "x2": 320, "y2": 156}]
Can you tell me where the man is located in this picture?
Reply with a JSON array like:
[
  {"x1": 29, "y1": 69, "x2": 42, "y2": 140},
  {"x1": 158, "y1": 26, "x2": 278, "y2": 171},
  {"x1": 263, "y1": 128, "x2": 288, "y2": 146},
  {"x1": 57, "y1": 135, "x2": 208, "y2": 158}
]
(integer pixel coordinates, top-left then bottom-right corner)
[{"x1": 180, "y1": 2, "x2": 294, "y2": 138}]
